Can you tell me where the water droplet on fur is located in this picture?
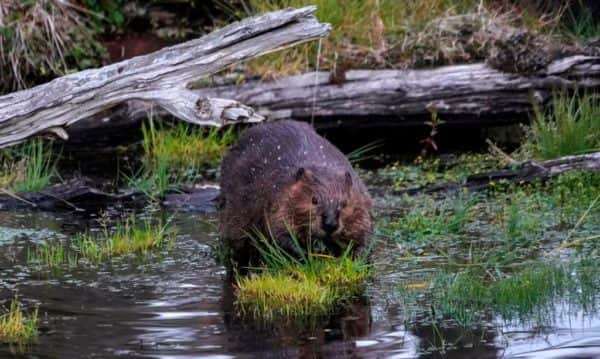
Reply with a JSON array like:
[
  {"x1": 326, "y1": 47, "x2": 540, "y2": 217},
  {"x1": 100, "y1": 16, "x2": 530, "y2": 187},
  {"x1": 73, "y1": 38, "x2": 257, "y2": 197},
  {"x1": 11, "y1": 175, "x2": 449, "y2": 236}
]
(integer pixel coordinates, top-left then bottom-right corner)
[
  {"x1": 277, "y1": 145, "x2": 281, "y2": 150},
  {"x1": 319, "y1": 145, "x2": 324, "y2": 149},
  {"x1": 263, "y1": 159, "x2": 268, "y2": 164},
  {"x1": 277, "y1": 156, "x2": 281, "y2": 161}
]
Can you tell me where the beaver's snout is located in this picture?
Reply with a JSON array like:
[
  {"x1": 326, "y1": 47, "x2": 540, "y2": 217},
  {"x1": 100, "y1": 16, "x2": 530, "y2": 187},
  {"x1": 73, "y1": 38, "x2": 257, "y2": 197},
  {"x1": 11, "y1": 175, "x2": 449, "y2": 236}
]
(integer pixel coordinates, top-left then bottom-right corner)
[{"x1": 321, "y1": 210, "x2": 339, "y2": 234}]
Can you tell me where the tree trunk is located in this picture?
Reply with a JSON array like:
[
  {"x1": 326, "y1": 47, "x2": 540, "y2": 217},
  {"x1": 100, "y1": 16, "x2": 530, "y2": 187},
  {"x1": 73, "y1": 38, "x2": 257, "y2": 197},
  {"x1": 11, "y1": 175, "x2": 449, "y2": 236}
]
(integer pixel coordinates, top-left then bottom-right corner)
[{"x1": 0, "y1": 6, "x2": 330, "y2": 148}]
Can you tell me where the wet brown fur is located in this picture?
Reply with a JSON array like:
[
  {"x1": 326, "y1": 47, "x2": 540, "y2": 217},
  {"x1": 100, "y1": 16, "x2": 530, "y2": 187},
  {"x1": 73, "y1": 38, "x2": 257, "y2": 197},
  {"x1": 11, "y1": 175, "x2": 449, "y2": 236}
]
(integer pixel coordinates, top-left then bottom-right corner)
[{"x1": 218, "y1": 120, "x2": 372, "y2": 264}]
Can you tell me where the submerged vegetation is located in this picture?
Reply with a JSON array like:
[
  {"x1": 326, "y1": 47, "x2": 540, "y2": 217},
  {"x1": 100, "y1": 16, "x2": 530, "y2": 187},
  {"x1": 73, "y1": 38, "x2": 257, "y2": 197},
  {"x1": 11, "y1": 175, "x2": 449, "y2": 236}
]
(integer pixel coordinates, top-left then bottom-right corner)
[
  {"x1": 0, "y1": 297, "x2": 38, "y2": 347},
  {"x1": 129, "y1": 119, "x2": 236, "y2": 198},
  {"x1": 236, "y1": 234, "x2": 369, "y2": 320},
  {"x1": 375, "y1": 151, "x2": 600, "y2": 345}
]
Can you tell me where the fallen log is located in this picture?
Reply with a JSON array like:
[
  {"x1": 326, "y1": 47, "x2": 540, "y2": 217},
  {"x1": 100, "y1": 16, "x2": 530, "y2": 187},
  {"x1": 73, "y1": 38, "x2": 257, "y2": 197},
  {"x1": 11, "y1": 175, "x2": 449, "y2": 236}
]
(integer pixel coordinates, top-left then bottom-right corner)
[
  {"x1": 0, "y1": 177, "x2": 140, "y2": 211},
  {"x1": 0, "y1": 6, "x2": 330, "y2": 148},
  {"x1": 0, "y1": 177, "x2": 219, "y2": 213},
  {"x1": 392, "y1": 151, "x2": 600, "y2": 196},
  {"x1": 195, "y1": 55, "x2": 600, "y2": 128}
]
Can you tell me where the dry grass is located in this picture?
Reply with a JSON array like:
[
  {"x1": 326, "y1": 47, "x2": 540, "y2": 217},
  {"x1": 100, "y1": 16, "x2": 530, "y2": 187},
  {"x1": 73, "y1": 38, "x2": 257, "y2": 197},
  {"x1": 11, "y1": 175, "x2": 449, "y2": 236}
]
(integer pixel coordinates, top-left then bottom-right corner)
[
  {"x1": 0, "y1": 0, "x2": 104, "y2": 94},
  {"x1": 228, "y1": 0, "x2": 575, "y2": 77}
]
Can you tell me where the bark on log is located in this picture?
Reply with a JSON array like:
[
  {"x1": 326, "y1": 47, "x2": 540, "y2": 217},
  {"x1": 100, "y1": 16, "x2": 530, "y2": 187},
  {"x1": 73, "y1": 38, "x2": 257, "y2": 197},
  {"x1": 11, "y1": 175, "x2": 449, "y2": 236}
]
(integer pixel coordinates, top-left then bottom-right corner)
[
  {"x1": 0, "y1": 6, "x2": 330, "y2": 148},
  {"x1": 393, "y1": 151, "x2": 600, "y2": 196},
  {"x1": 195, "y1": 55, "x2": 600, "y2": 128}
]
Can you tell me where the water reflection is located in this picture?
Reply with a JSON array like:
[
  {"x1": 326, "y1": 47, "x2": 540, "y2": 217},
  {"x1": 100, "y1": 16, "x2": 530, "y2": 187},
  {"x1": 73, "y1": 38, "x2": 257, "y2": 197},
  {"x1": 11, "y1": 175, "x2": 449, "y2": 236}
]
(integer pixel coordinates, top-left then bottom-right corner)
[{"x1": 1, "y1": 209, "x2": 600, "y2": 358}]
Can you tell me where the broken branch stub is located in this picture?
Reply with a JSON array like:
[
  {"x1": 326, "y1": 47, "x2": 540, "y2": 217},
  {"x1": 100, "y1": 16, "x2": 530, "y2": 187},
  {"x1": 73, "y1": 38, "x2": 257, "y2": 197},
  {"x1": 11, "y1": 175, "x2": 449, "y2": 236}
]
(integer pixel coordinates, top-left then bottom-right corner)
[{"x1": 0, "y1": 6, "x2": 331, "y2": 148}]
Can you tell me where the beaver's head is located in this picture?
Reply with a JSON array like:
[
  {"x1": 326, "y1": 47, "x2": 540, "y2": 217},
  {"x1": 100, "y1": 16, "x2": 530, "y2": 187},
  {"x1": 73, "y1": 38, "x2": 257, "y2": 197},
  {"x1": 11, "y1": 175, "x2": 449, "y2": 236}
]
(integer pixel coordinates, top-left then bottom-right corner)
[{"x1": 277, "y1": 167, "x2": 371, "y2": 254}]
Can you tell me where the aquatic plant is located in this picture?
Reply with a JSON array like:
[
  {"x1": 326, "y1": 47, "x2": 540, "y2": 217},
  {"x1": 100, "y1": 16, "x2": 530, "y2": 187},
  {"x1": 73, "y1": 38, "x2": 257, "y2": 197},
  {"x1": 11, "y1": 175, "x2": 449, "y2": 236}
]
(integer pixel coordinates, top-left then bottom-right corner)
[
  {"x1": 235, "y1": 232, "x2": 370, "y2": 320},
  {"x1": 0, "y1": 297, "x2": 39, "y2": 346},
  {"x1": 371, "y1": 153, "x2": 505, "y2": 191},
  {"x1": 27, "y1": 241, "x2": 78, "y2": 271},
  {"x1": 428, "y1": 260, "x2": 600, "y2": 326},
  {"x1": 130, "y1": 118, "x2": 236, "y2": 198},
  {"x1": 522, "y1": 91, "x2": 600, "y2": 159},
  {"x1": 74, "y1": 216, "x2": 176, "y2": 264},
  {"x1": 28, "y1": 216, "x2": 175, "y2": 269}
]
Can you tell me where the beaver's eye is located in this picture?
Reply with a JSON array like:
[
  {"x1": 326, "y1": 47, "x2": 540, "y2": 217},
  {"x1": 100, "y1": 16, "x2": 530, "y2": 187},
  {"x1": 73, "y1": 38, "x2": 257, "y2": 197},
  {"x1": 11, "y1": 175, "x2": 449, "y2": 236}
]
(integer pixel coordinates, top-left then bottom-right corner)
[{"x1": 312, "y1": 196, "x2": 319, "y2": 205}]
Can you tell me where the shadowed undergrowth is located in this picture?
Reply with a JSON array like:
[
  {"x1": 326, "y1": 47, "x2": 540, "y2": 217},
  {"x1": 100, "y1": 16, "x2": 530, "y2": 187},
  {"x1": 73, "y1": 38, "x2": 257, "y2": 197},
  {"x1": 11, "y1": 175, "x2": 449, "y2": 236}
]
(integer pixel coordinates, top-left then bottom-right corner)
[{"x1": 0, "y1": 139, "x2": 58, "y2": 193}]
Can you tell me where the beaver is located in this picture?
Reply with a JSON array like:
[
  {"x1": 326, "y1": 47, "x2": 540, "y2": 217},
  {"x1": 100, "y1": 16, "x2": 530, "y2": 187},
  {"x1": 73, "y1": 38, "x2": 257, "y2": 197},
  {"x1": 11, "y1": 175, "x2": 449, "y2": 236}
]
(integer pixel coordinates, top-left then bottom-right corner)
[{"x1": 218, "y1": 120, "x2": 372, "y2": 265}]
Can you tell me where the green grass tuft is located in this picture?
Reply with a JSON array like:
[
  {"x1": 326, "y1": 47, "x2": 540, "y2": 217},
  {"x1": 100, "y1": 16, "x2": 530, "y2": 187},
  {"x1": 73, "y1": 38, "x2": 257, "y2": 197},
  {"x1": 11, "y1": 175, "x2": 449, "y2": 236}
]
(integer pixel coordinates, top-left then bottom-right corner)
[
  {"x1": 129, "y1": 118, "x2": 236, "y2": 198},
  {"x1": 522, "y1": 92, "x2": 600, "y2": 159},
  {"x1": 0, "y1": 297, "x2": 39, "y2": 346},
  {"x1": 235, "y1": 232, "x2": 370, "y2": 320},
  {"x1": 0, "y1": 139, "x2": 57, "y2": 193},
  {"x1": 74, "y1": 216, "x2": 176, "y2": 264},
  {"x1": 28, "y1": 216, "x2": 176, "y2": 269},
  {"x1": 27, "y1": 241, "x2": 78, "y2": 271}
]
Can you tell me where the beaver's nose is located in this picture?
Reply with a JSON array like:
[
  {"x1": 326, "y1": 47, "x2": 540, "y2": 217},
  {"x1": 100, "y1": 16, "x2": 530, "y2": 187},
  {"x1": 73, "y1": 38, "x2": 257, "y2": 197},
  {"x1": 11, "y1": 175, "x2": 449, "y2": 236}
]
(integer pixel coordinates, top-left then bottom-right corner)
[{"x1": 322, "y1": 213, "x2": 338, "y2": 234}]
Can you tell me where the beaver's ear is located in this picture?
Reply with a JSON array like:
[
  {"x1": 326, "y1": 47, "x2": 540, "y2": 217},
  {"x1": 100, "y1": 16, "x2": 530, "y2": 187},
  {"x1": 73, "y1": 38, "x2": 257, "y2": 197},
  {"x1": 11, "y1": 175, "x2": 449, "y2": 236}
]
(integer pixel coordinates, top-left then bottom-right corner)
[
  {"x1": 295, "y1": 167, "x2": 310, "y2": 182},
  {"x1": 344, "y1": 171, "x2": 353, "y2": 188}
]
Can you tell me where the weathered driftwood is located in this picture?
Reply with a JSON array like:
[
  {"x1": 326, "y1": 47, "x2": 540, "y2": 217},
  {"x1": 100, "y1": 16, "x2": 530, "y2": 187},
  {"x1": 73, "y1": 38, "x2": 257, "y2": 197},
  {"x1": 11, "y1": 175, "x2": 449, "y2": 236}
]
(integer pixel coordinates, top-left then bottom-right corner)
[
  {"x1": 395, "y1": 151, "x2": 600, "y2": 196},
  {"x1": 0, "y1": 6, "x2": 330, "y2": 148},
  {"x1": 193, "y1": 55, "x2": 600, "y2": 128}
]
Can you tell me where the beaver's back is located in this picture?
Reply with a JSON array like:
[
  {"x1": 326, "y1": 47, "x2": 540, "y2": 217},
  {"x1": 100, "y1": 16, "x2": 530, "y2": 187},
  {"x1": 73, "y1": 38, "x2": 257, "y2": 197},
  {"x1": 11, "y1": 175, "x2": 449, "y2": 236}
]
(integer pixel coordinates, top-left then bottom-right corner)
[{"x1": 219, "y1": 120, "x2": 361, "y2": 240}]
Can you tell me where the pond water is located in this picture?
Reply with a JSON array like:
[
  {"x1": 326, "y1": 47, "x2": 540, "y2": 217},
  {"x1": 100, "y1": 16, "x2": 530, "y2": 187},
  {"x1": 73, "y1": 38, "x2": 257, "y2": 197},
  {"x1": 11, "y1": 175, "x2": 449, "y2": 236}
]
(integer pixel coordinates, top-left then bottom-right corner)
[{"x1": 1, "y1": 202, "x2": 600, "y2": 358}]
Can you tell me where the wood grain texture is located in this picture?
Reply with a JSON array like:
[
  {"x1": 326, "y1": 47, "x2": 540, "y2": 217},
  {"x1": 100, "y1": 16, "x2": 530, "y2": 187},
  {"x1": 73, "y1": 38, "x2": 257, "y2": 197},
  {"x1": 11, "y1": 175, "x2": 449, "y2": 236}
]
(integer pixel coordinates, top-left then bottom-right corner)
[
  {"x1": 0, "y1": 6, "x2": 330, "y2": 148},
  {"x1": 197, "y1": 55, "x2": 600, "y2": 128}
]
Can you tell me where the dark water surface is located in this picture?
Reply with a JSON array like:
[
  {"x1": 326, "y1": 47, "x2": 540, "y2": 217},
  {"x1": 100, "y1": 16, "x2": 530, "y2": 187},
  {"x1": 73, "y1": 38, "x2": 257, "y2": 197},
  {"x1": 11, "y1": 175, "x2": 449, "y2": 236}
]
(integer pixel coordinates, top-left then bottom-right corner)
[{"x1": 1, "y1": 209, "x2": 600, "y2": 358}]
